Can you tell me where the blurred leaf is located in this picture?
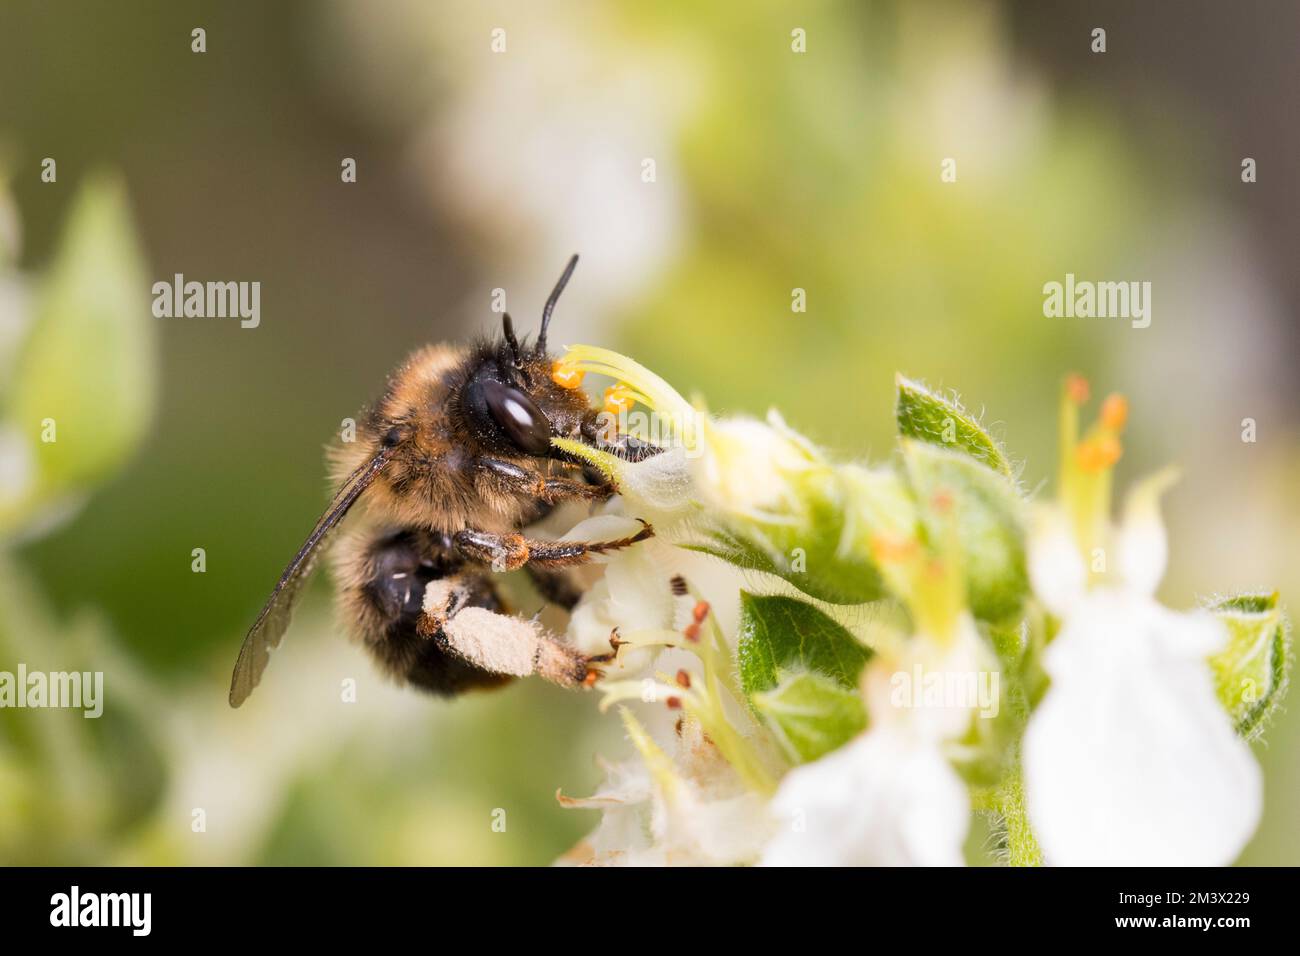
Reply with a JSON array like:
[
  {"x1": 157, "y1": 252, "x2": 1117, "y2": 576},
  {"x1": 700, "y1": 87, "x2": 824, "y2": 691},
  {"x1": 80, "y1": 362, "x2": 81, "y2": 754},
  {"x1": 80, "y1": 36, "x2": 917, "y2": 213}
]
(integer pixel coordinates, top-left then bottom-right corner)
[
  {"x1": 0, "y1": 556, "x2": 166, "y2": 862},
  {"x1": 896, "y1": 375, "x2": 1014, "y2": 479},
  {"x1": 4, "y1": 172, "x2": 155, "y2": 533},
  {"x1": 0, "y1": 176, "x2": 18, "y2": 268},
  {"x1": 901, "y1": 439, "x2": 1028, "y2": 624},
  {"x1": 737, "y1": 592, "x2": 871, "y2": 696},
  {"x1": 752, "y1": 669, "x2": 866, "y2": 763},
  {"x1": 1208, "y1": 592, "x2": 1291, "y2": 740}
]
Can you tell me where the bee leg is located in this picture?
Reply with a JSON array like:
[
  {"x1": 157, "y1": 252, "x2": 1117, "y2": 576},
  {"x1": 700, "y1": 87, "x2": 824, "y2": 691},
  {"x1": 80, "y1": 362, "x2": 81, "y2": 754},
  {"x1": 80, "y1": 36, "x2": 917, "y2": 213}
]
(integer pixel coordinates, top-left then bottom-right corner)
[
  {"x1": 577, "y1": 632, "x2": 626, "y2": 688},
  {"x1": 433, "y1": 603, "x2": 590, "y2": 688},
  {"x1": 474, "y1": 457, "x2": 615, "y2": 504},
  {"x1": 453, "y1": 520, "x2": 654, "y2": 572}
]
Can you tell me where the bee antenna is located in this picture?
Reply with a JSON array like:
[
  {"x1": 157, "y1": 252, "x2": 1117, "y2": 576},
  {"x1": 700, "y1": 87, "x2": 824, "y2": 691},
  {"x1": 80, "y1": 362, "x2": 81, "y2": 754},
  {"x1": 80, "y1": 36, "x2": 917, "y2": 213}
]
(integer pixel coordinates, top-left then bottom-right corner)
[
  {"x1": 501, "y1": 313, "x2": 522, "y2": 367},
  {"x1": 535, "y1": 254, "x2": 579, "y2": 355}
]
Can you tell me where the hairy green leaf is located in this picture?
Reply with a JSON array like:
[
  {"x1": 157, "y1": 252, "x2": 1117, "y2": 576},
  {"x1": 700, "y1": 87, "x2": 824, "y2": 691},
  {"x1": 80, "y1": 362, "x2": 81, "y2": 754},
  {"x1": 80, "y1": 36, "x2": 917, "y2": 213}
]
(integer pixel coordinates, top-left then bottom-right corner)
[
  {"x1": 896, "y1": 375, "x2": 1014, "y2": 479},
  {"x1": 1208, "y1": 592, "x2": 1291, "y2": 740}
]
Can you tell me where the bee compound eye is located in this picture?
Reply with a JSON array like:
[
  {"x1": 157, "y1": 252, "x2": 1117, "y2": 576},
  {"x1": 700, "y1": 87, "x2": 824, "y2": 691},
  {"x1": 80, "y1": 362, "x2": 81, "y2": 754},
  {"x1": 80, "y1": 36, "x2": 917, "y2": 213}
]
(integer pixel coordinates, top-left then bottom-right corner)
[{"x1": 481, "y1": 379, "x2": 554, "y2": 456}]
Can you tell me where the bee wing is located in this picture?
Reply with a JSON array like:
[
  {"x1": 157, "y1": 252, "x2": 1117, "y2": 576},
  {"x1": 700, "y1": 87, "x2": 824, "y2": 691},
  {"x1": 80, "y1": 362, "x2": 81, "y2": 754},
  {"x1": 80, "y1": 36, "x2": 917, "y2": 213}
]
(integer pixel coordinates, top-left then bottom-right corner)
[{"x1": 228, "y1": 448, "x2": 394, "y2": 707}]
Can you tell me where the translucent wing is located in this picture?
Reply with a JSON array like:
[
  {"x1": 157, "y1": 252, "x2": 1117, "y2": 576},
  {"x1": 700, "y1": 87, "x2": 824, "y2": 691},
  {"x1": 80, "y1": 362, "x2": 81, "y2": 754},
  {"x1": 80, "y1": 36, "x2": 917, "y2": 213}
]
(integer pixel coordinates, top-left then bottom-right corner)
[{"x1": 228, "y1": 448, "x2": 393, "y2": 707}]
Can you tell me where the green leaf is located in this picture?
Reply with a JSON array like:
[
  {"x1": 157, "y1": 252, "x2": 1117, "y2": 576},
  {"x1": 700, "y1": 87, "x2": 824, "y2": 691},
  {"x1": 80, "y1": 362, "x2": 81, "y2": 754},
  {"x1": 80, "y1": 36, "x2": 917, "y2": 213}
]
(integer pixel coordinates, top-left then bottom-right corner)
[
  {"x1": 685, "y1": 527, "x2": 883, "y2": 606},
  {"x1": 901, "y1": 440, "x2": 1028, "y2": 623},
  {"x1": 6, "y1": 173, "x2": 155, "y2": 519},
  {"x1": 1208, "y1": 592, "x2": 1291, "y2": 740},
  {"x1": 896, "y1": 375, "x2": 1014, "y2": 479},
  {"x1": 737, "y1": 592, "x2": 872, "y2": 696},
  {"x1": 686, "y1": 463, "x2": 915, "y2": 606},
  {"x1": 752, "y1": 670, "x2": 867, "y2": 762}
]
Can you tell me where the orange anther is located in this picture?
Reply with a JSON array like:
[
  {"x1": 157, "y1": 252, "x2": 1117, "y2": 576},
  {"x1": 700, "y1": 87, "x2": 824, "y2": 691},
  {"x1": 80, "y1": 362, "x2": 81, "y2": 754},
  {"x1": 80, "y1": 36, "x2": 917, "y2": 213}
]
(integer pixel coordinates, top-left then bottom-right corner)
[
  {"x1": 1065, "y1": 374, "x2": 1091, "y2": 405},
  {"x1": 551, "y1": 361, "x2": 585, "y2": 390},
  {"x1": 1100, "y1": 393, "x2": 1129, "y2": 432},
  {"x1": 666, "y1": 696, "x2": 683, "y2": 710},
  {"x1": 603, "y1": 384, "x2": 635, "y2": 416},
  {"x1": 692, "y1": 600, "x2": 710, "y2": 623},
  {"x1": 683, "y1": 622, "x2": 701, "y2": 643},
  {"x1": 1076, "y1": 434, "x2": 1122, "y2": 472},
  {"x1": 675, "y1": 669, "x2": 692, "y2": 688}
]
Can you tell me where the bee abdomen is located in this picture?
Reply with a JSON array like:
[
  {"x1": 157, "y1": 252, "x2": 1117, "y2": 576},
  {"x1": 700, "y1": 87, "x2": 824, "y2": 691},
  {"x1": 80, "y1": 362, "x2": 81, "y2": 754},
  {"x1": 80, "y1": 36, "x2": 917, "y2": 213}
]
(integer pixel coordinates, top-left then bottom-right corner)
[{"x1": 335, "y1": 528, "x2": 512, "y2": 696}]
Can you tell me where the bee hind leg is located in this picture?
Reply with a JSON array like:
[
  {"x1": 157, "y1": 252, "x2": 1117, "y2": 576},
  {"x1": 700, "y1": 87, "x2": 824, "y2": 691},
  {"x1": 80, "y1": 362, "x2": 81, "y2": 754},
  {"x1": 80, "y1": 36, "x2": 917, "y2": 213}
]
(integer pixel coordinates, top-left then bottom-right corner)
[{"x1": 432, "y1": 602, "x2": 590, "y2": 688}]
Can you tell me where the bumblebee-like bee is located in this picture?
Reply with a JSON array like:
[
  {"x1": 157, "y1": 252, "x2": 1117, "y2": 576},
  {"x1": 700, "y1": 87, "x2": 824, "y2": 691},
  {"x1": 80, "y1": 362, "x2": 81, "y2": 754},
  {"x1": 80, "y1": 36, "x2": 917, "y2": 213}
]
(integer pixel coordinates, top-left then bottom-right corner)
[{"x1": 229, "y1": 256, "x2": 654, "y2": 707}]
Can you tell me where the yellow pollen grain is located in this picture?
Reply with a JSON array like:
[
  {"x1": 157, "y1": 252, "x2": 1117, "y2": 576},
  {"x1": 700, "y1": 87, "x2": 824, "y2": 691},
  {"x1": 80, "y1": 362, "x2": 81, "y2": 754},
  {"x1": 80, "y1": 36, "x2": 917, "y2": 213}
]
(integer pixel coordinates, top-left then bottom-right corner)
[
  {"x1": 604, "y1": 384, "x2": 635, "y2": 415},
  {"x1": 551, "y1": 360, "x2": 585, "y2": 390}
]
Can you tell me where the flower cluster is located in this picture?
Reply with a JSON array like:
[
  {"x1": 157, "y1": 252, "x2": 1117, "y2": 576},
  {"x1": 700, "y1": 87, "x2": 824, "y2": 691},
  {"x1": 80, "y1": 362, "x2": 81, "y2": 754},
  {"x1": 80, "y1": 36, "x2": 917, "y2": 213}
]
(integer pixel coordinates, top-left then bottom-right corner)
[{"x1": 548, "y1": 351, "x2": 1290, "y2": 867}]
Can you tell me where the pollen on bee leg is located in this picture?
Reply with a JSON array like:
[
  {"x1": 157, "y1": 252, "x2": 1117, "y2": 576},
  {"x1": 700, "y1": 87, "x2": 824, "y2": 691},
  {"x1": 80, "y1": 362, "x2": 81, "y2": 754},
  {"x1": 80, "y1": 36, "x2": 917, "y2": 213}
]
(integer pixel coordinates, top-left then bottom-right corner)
[
  {"x1": 441, "y1": 607, "x2": 541, "y2": 676},
  {"x1": 551, "y1": 359, "x2": 584, "y2": 390},
  {"x1": 416, "y1": 579, "x2": 459, "y2": 635}
]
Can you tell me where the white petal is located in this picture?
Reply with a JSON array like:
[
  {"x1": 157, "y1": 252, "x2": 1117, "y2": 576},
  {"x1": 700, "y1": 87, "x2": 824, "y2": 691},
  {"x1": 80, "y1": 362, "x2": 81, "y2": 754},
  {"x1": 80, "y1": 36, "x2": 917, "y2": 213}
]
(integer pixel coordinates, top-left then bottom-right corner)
[
  {"x1": 1027, "y1": 505, "x2": 1087, "y2": 617},
  {"x1": 761, "y1": 727, "x2": 969, "y2": 866},
  {"x1": 1115, "y1": 468, "x2": 1178, "y2": 597},
  {"x1": 1024, "y1": 591, "x2": 1261, "y2": 865},
  {"x1": 692, "y1": 416, "x2": 816, "y2": 518},
  {"x1": 560, "y1": 514, "x2": 646, "y2": 548}
]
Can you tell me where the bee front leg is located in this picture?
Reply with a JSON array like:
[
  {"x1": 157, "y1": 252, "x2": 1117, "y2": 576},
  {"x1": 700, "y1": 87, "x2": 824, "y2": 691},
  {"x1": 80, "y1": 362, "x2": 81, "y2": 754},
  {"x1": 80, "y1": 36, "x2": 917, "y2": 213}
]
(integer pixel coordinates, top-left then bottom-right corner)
[
  {"x1": 452, "y1": 521, "x2": 654, "y2": 573},
  {"x1": 474, "y1": 457, "x2": 615, "y2": 504}
]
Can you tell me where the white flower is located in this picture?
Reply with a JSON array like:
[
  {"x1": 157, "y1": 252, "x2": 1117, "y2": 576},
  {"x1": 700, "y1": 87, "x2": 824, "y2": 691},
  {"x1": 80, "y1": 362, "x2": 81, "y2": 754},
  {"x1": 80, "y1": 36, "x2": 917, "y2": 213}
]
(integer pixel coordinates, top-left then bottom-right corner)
[
  {"x1": 558, "y1": 711, "x2": 772, "y2": 867},
  {"x1": 559, "y1": 513, "x2": 746, "y2": 667},
  {"x1": 761, "y1": 723, "x2": 969, "y2": 866},
  {"x1": 690, "y1": 412, "x2": 820, "y2": 521},
  {"x1": 1023, "y1": 471, "x2": 1262, "y2": 865},
  {"x1": 761, "y1": 634, "x2": 981, "y2": 868}
]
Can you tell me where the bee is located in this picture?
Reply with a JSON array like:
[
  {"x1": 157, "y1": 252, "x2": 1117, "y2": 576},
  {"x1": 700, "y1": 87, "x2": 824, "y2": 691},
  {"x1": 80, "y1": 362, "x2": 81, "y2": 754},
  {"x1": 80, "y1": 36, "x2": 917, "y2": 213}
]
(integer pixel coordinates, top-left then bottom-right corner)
[{"x1": 228, "y1": 256, "x2": 656, "y2": 707}]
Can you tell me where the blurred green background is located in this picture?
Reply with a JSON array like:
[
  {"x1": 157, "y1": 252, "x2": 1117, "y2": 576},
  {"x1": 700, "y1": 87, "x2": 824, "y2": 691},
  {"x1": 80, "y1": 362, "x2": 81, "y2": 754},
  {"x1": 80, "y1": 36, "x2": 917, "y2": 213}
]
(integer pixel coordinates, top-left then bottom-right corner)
[{"x1": 0, "y1": 0, "x2": 1296, "y2": 865}]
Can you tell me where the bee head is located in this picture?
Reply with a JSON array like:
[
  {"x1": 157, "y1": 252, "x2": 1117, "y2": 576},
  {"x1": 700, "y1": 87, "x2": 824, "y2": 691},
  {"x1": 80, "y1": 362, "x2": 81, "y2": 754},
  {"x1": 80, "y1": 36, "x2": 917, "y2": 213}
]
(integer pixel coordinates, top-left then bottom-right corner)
[
  {"x1": 459, "y1": 255, "x2": 662, "y2": 465},
  {"x1": 456, "y1": 255, "x2": 598, "y2": 459}
]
